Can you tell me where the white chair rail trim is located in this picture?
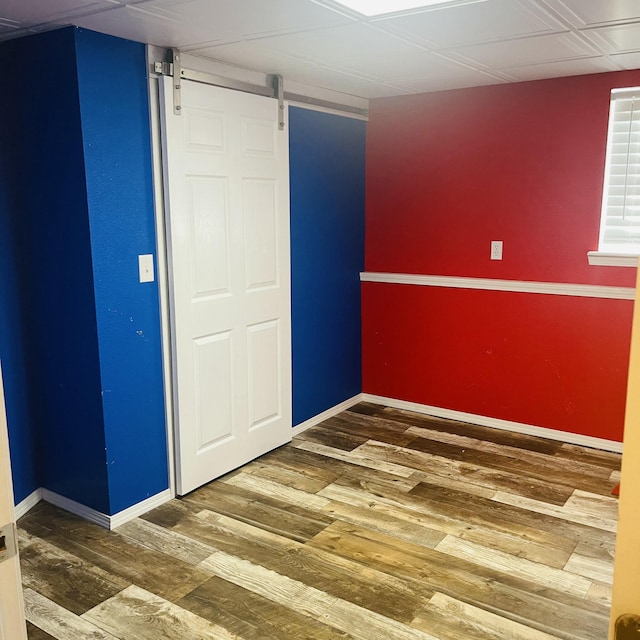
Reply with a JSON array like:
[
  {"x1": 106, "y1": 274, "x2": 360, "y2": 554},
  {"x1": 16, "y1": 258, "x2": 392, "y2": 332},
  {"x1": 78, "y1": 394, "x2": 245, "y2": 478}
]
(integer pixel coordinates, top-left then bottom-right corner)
[{"x1": 360, "y1": 272, "x2": 635, "y2": 300}]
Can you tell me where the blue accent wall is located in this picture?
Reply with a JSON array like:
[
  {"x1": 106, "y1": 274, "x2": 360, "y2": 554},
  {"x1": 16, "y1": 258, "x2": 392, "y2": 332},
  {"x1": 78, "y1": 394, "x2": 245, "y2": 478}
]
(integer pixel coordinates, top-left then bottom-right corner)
[
  {"x1": 0, "y1": 107, "x2": 38, "y2": 504},
  {"x1": 289, "y1": 107, "x2": 366, "y2": 425},
  {"x1": 0, "y1": 27, "x2": 168, "y2": 515},
  {"x1": 1, "y1": 29, "x2": 109, "y2": 510},
  {"x1": 75, "y1": 29, "x2": 168, "y2": 513}
]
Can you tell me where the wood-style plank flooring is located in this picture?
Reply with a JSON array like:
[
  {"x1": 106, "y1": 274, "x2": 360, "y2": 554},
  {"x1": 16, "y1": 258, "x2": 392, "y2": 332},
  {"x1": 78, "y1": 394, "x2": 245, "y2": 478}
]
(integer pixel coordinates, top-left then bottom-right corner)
[{"x1": 18, "y1": 403, "x2": 620, "y2": 640}]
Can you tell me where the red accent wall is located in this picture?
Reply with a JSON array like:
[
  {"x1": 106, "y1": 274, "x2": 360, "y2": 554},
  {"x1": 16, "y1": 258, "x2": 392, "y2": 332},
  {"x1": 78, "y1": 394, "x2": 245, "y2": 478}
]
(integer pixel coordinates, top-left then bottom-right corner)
[{"x1": 364, "y1": 71, "x2": 640, "y2": 442}]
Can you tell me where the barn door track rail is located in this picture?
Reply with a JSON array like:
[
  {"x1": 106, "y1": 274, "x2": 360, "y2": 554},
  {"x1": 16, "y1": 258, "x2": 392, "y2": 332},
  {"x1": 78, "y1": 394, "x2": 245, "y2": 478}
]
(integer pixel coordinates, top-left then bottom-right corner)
[{"x1": 154, "y1": 48, "x2": 368, "y2": 125}]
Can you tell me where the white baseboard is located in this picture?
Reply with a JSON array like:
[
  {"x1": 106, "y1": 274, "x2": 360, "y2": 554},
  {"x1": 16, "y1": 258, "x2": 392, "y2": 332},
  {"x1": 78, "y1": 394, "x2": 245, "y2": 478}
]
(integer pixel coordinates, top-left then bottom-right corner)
[
  {"x1": 109, "y1": 490, "x2": 172, "y2": 529},
  {"x1": 40, "y1": 488, "x2": 172, "y2": 530},
  {"x1": 14, "y1": 488, "x2": 42, "y2": 520},
  {"x1": 362, "y1": 394, "x2": 623, "y2": 453},
  {"x1": 41, "y1": 489, "x2": 111, "y2": 528},
  {"x1": 292, "y1": 394, "x2": 364, "y2": 437}
]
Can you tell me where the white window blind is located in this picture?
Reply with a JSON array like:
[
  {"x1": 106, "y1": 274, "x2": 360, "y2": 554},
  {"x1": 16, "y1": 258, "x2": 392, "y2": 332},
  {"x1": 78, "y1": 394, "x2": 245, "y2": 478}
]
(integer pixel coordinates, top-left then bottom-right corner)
[{"x1": 599, "y1": 87, "x2": 640, "y2": 254}]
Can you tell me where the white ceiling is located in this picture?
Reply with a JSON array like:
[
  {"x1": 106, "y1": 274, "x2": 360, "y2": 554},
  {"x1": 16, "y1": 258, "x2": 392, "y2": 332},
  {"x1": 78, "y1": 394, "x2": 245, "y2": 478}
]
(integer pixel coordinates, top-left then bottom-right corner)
[{"x1": 1, "y1": 0, "x2": 640, "y2": 99}]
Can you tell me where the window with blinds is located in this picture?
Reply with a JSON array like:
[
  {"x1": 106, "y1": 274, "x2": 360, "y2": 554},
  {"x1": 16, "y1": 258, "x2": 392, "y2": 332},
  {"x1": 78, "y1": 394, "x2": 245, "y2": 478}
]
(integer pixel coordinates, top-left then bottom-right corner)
[{"x1": 599, "y1": 87, "x2": 640, "y2": 254}]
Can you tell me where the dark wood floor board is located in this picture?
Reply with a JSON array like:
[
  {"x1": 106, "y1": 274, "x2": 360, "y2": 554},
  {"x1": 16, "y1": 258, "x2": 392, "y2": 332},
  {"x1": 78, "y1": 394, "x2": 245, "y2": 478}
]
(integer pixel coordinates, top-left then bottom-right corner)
[
  {"x1": 371, "y1": 406, "x2": 564, "y2": 455},
  {"x1": 409, "y1": 481, "x2": 617, "y2": 547},
  {"x1": 20, "y1": 404, "x2": 619, "y2": 640},
  {"x1": 19, "y1": 531, "x2": 129, "y2": 615},
  {"x1": 273, "y1": 441, "x2": 421, "y2": 491},
  {"x1": 321, "y1": 413, "x2": 418, "y2": 447},
  {"x1": 25, "y1": 516, "x2": 212, "y2": 603},
  {"x1": 181, "y1": 480, "x2": 334, "y2": 542},
  {"x1": 407, "y1": 436, "x2": 618, "y2": 496},
  {"x1": 346, "y1": 401, "x2": 387, "y2": 416},
  {"x1": 292, "y1": 424, "x2": 372, "y2": 451},
  {"x1": 330, "y1": 468, "x2": 421, "y2": 495},
  {"x1": 25, "y1": 622, "x2": 56, "y2": 640},
  {"x1": 554, "y1": 443, "x2": 622, "y2": 471},
  {"x1": 19, "y1": 502, "x2": 111, "y2": 541},
  {"x1": 353, "y1": 439, "x2": 576, "y2": 505},
  {"x1": 180, "y1": 575, "x2": 357, "y2": 640},
  {"x1": 405, "y1": 424, "x2": 613, "y2": 480}
]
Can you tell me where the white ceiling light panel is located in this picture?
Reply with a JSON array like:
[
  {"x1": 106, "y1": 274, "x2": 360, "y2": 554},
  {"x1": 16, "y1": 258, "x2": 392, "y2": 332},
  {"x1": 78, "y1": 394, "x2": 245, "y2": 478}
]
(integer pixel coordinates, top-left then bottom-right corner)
[{"x1": 331, "y1": 0, "x2": 484, "y2": 17}]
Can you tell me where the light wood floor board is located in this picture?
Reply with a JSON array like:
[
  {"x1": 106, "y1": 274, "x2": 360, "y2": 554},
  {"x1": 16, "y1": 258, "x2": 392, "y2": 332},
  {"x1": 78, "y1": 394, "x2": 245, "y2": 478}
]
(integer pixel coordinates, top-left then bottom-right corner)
[
  {"x1": 20, "y1": 404, "x2": 619, "y2": 640},
  {"x1": 424, "y1": 592, "x2": 561, "y2": 640},
  {"x1": 434, "y1": 535, "x2": 592, "y2": 596},
  {"x1": 492, "y1": 491, "x2": 618, "y2": 533},
  {"x1": 200, "y1": 551, "x2": 440, "y2": 640},
  {"x1": 23, "y1": 588, "x2": 120, "y2": 640},
  {"x1": 83, "y1": 584, "x2": 244, "y2": 640},
  {"x1": 179, "y1": 575, "x2": 357, "y2": 640},
  {"x1": 294, "y1": 439, "x2": 417, "y2": 477}
]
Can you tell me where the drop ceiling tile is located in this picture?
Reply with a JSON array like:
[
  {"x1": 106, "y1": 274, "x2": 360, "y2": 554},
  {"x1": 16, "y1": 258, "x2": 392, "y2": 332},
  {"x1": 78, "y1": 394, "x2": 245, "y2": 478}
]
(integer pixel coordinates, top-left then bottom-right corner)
[
  {"x1": 284, "y1": 66, "x2": 408, "y2": 98},
  {"x1": 584, "y1": 23, "x2": 640, "y2": 55},
  {"x1": 74, "y1": 0, "x2": 356, "y2": 48},
  {"x1": 401, "y1": 73, "x2": 509, "y2": 93},
  {"x1": 501, "y1": 55, "x2": 619, "y2": 82},
  {"x1": 192, "y1": 41, "x2": 315, "y2": 75},
  {"x1": 220, "y1": 23, "x2": 426, "y2": 74},
  {"x1": 193, "y1": 38, "x2": 407, "y2": 98},
  {"x1": 72, "y1": 4, "x2": 210, "y2": 46},
  {"x1": 609, "y1": 51, "x2": 640, "y2": 71},
  {"x1": 0, "y1": 0, "x2": 107, "y2": 24},
  {"x1": 375, "y1": 0, "x2": 565, "y2": 48},
  {"x1": 452, "y1": 31, "x2": 599, "y2": 69},
  {"x1": 353, "y1": 50, "x2": 479, "y2": 80},
  {"x1": 541, "y1": 0, "x2": 640, "y2": 28},
  {"x1": 138, "y1": 0, "x2": 354, "y2": 41}
]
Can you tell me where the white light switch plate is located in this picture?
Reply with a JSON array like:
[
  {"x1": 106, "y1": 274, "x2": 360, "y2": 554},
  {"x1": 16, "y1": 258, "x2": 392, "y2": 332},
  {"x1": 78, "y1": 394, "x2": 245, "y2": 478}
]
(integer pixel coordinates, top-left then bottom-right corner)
[
  {"x1": 138, "y1": 254, "x2": 155, "y2": 283},
  {"x1": 491, "y1": 241, "x2": 503, "y2": 260}
]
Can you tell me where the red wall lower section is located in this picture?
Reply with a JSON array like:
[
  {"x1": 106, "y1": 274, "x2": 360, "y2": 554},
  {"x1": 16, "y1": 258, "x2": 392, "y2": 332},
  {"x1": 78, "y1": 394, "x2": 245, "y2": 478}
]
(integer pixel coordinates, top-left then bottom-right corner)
[{"x1": 362, "y1": 283, "x2": 632, "y2": 442}]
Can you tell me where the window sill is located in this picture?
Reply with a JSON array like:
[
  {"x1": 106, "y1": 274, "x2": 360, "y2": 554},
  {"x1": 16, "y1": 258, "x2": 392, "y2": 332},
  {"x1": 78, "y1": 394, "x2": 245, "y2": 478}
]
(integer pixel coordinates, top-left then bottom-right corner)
[{"x1": 587, "y1": 252, "x2": 640, "y2": 267}]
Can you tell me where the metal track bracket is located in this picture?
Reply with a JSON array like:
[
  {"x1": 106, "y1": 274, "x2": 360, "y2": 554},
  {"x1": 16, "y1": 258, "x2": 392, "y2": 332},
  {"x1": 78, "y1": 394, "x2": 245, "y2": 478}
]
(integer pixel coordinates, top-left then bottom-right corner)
[
  {"x1": 273, "y1": 75, "x2": 285, "y2": 130},
  {"x1": 171, "y1": 48, "x2": 182, "y2": 116}
]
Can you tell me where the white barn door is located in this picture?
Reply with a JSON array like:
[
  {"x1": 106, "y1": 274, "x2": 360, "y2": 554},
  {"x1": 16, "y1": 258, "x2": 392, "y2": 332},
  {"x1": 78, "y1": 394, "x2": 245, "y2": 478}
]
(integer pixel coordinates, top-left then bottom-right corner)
[{"x1": 159, "y1": 77, "x2": 292, "y2": 495}]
